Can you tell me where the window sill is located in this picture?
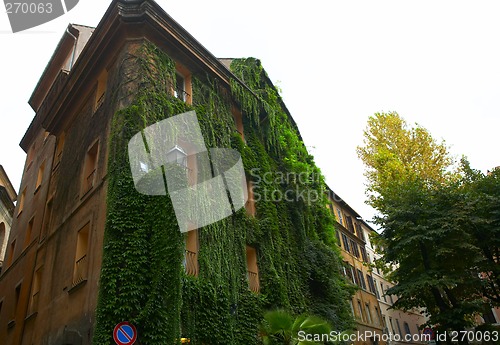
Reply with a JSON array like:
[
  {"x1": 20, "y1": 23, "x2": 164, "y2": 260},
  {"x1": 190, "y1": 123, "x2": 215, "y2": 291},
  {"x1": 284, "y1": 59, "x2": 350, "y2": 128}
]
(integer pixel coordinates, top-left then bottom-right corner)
[
  {"x1": 7, "y1": 320, "x2": 15, "y2": 329},
  {"x1": 93, "y1": 93, "x2": 105, "y2": 114},
  {"x1": 52, "y1": 160, "x2": 61, "y2": 172},
  {"x1": 80, "y1": 185, "x2": 94, "y2": 200},
  {"x1": 25, "y1": 311, "x2": 38, "y2": 322},
  {"x1": 68, "y1": 279, "x2": 87, "y2": 294}
]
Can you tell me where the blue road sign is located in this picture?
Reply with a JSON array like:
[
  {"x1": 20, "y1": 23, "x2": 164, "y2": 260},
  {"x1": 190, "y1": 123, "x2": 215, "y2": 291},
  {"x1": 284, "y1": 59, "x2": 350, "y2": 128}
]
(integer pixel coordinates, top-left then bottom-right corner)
[
  {"x1": 423, "y1": 327, "x2": 435, "y2": 340},
  {"x1": 113, "y1": 321, "x2": 137, "y2": 345}
]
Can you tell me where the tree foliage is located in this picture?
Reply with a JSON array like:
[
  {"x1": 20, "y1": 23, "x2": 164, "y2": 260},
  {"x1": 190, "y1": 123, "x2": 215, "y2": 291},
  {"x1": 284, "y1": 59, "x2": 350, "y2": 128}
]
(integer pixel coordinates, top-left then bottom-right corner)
[
  {"x1": 357, "y1": 111, "x2": 454, "y2": 210},
  {"x1": 460, "y1": 163, "x2": 500, "y2": 307},
  {"x1": 358, "y1": 112, "x2": 500, "y2": 340},
  {"x1": 260, "y1": 309, "x2": 332, "y2": 345}
]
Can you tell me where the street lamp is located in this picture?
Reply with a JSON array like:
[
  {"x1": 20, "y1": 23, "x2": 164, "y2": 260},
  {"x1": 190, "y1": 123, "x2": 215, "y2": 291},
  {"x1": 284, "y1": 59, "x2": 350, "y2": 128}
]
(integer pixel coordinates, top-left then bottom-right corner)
[{"x1": 166, "y1": 145, "x2": 188, "y2": 168}]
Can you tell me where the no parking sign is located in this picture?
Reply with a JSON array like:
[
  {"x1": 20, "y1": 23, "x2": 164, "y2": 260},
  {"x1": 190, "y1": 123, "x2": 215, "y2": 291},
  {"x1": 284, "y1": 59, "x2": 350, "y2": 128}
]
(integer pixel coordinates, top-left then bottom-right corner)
[
  {"x1": 423, "y1": 327, "x2": 435, "y2": 340},
  {"x1": 113, "y1": 321, "x2": 137, "y2": 345}
]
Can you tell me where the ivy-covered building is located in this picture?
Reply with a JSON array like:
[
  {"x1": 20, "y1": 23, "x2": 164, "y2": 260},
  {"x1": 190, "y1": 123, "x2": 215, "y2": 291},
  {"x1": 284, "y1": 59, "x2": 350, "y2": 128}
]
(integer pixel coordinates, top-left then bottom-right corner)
[{"x1": 0, "y1": 0, "x2": 355, "y2": 344}]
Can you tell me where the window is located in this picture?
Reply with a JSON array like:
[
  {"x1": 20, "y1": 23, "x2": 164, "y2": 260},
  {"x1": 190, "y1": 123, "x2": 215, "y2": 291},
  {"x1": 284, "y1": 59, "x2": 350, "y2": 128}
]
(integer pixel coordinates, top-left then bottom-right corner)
[
  {"x1": 350, "y1": 239, "x2": 360, "y2": 257},
  {"x1": 42, "y1": 198, "x2": 53, "y2": 238},
  {"x1": 35, "y1": 161, "x2": 45, "y2": 191},
  {"x1": 6, "y1": 240, "x2": 16, "y2": 267},
  {"x1": 23, "y1": 217, "x2": 34, "y2": 249},
  {"x1": 336, "y1": 208, "x2": 343, "y2": 225},
  {"x1": 174, "y1": 73, "x2": 186, "y2": 101},
  {"x1": 345, "y1": 263, "x2": 358, "y2": 284},
  {"x1": 348, "y1": 265, "x2": 356, "y2": 284},
  {"x1": 404, "y1": 322, "x2": 411, "y2": 336},
  {"x1": 365, "y1": 304, "x2": 372, "y2": 324},
  {"x1": 341, "y1": 233, "x2": 350, "y2": 252},
  {"x1": 340, "y1": 265, "x2": 347, "y2": 277},
  {"x1": 396, "y1": 319, "x2": 402, "y2": 336},
  {"x1": 373, "y1": 278, "x2": 381, "y2": 299},
  {"x1": 232, "y1": 107, "x2": 245, "y2": 141},
  {"x1": 54, "y1": 132, "x2": 65, "y2": 168},
  {"x1": 346, "y1": 216, "x2": 355, "y2": 233},
  {"x1": 355, "y1": 222, "x2": 365, "y2": 241},
  {"x1": 353, "y1": 267, "x2": 360, "y2": 285},
  {"x1": 82, "y1": 141, "x2": 99, "y2": 194},
  {"x1": 26, "y1": 144, "x2": 35, "y2": 170},
  {"x1": 73, "y1": 223, "x2": 89, "y2": 287},
  {"x1": 9, "y1": 283, "x2": 23, "y2": 325},
  {"x1": 184, "y1": 230, "x2": 199, "y2": 277},
  {"x1": 245, "y1": 180, "x2": 256, "y2": 216},
  {"x1": 14, "y1": 283, "x2": 21, "y2": 318},
  {"x1": 29, "y1": 269, "x2": 42, "y2": 314},
  {"x1": 17, "y1": 188, "x2": 26, "y2": 216},
  {"x1": 357, "y1": 269, "x2": 366, "y2": 290},
  {"x1": 349, "y1": 300, "x2": 355, "y2": 316},
  {"x1": 172, "y1": 63, "x2": 192, "y2": 104},
  {"x1": 482, "y1": 309, "x2": 498, "y2": 323},
  {"x1": 381, "y1": 282, "x2": 387, "y2": 302},
  {"x1": 335, "y1": 230, "x2": 340, "y2": 245},
  {"x1": 246, "y1": 246, "x2": 260, "y2": 293},
  {"x1": 360, "y1": 247, "x2": 369, "y2": 262},
  {"x1": 374, "y1": 306, "x2": 382, "y2": 326},
  {"x1": 94, "y1": 69, "x2": 107, "y2": 112},
  {"x1": 357, "y1": 300, "x2": 365, "y2": 322},
  {"x1": 367, "y1": 275, "x2": 376, "y2": 294},
  {"x1": 389, "y1": 317, "x2": 394, "y2": 335}
]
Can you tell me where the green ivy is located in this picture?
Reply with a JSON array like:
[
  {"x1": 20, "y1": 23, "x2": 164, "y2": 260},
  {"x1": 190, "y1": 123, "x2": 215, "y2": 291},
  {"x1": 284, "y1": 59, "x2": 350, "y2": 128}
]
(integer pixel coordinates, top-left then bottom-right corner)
[{"x1": 93, "y1": 44, "x2": 353, "y2": 345}]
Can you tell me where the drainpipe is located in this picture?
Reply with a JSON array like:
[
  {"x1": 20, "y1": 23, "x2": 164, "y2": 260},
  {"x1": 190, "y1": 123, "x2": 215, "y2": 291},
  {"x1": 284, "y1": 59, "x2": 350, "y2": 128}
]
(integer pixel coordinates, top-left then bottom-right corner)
[{"x1": 66, "y1": 26, "x2": 78, "y2": 70}]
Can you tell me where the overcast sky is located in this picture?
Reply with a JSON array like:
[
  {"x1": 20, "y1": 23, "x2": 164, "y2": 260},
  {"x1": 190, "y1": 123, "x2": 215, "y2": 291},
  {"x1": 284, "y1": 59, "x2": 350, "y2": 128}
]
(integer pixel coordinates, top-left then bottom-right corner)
[{"x1": 1, "y1": 0, "x2": 500, "y2": 224}]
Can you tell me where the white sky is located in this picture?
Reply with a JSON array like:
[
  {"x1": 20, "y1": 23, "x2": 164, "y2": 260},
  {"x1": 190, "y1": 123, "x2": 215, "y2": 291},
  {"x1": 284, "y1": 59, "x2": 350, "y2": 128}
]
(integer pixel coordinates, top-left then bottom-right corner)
[{"x1": 1, "y1": 0, "x2": 500, "y2": 223}]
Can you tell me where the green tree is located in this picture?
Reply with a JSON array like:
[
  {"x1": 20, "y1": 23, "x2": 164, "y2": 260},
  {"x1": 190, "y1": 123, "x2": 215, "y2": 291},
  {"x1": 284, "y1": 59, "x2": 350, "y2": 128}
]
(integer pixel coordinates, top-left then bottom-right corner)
[
  {"x1": 460, "y1": 162, "x2": 500, "y2": 307},
  {"x1": 356, "y1": 111, "x2": 454, "y2": 210},
  {"x1": 357, "y1": 112, "x2": 496, "y2": 343},
  {"x1": 371, "y1": 177, "x2": 485, "y2": 336}
]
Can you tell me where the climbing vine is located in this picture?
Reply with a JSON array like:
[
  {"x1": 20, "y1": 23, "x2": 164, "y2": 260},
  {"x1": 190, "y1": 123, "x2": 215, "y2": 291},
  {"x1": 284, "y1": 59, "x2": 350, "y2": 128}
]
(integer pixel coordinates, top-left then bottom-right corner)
[{"x1": 93, "y1": 44, "x2": 353, "y2": 345}]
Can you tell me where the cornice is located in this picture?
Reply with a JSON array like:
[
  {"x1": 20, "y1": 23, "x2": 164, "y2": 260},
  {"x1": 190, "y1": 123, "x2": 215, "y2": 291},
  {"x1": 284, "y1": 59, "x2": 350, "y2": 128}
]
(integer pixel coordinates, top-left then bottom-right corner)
[{"x1": 21, "y1": 0, "x2": 299, "y2": 151}]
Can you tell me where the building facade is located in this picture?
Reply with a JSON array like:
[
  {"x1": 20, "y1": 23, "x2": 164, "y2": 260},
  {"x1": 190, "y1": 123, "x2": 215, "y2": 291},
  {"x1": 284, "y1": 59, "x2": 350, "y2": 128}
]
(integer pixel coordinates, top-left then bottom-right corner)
[
  {"x1": 0, "y1": 1, "x2": 354, "y2": 344},
  {"x1": 328, "y1": 190, "x2": 386, "y2": 345},
  {"x1": 361, "y1": 222, "x2": 428, "y2": 345},
  {"x1": 0, "y1": 165, "x2": 17, "y2": 270}
]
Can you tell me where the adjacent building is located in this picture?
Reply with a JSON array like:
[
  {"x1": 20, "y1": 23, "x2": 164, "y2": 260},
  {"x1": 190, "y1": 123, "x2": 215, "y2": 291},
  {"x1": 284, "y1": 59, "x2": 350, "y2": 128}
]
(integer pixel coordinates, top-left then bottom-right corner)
[
  {"x1": 361, "y1": 222, "x2": 428, "y2": 345},
  {"x1": 0, "y1": 166, "x2": 17, "y2": 271},
  {"x1": 328, "y1": 188, "x2": 429, "y2": 345},
  {"x1": 328, "y1": 189, "x2": 386, "y2": 345}
]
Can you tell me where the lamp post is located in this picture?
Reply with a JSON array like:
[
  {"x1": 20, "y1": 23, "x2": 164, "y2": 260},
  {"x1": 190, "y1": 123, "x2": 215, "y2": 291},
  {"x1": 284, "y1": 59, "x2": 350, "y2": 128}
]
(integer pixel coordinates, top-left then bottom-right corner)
[{"x1": 166, "y1": 145, "x2": 188, "y2": 168}]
